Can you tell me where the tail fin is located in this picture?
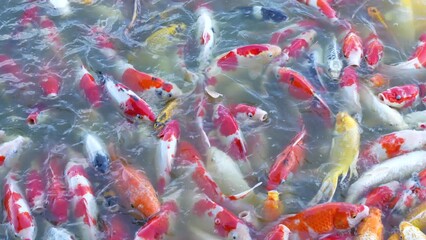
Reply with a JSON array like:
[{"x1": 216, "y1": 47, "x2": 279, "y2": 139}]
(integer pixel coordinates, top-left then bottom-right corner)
[
  {"x1": 226, "y1": 182, "x2": 262, "y2": 201},
  {"x1": 308, "y1": 171, "x2": 340, "y2": 206}
]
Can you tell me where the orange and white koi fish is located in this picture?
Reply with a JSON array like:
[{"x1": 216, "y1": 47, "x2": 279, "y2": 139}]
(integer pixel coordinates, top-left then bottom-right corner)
[
  {"x1": 342, "y1": 30, "x2": 363, "y2": 67},
  {"x1": 156, "y1": 120, "x2": 180, "y2": 194},
  {"x1": 355, "y1": 207, "x2": 383, "y2": 240},
  {"x1": 64, "y1": 160, "x2": 100, "y2": 239},
  {"x1": 190, "y1": 194, "x2": 252, "y2": 239},
  {"x1": 358, "y1": 130, "x2": 426, "y2": 170},
  {"x1": 0, "y1": 135, "x2": 31, "y2": 169},
  {"x1": 267, "y1": 129, "x2": 306, "y2": 190},
  {"x1": 229, "y1": 103, "x2": 268, "y2": 123},
  {"x1": 4, "y1": 172, "x2": 37, "y2": 240},
  {"x1": 134, "y1": 201, "x2": 178, "y2": 240},
  {"x1": 297, "y1": 0, "x2": 338, "y2": 22},
  {"x1": 378, "y1": 84, "x2": 419, "y2": 109},
  {"x1": 196, "y1": 6, "x2": 217, "y2": 70},
  {"x1": 364, "y1": 33, "x2": 384, "y2": 69},
  {"x1": 212, "y1": 104, "x2": 248, "y2": 161},
  {"x1": 99, "y1": 73, "x2": 156, "y2": 123},
  {"x1": 279, "y1": 202, "x2": 369, "y2": 239},
  {"x1": 264, "y1": 224, "x2": 290, "y2": 240},
  {"x1": 76, "y1": 64, "x2": 102, "y2": 108},
  {"x1": 346, "y1": 151, "x2": 426, "y2": 203}
]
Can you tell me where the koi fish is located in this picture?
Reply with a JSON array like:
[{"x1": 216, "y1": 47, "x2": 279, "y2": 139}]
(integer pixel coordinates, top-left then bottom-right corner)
[
  {"x1": 388, "y1": 33, "x2": 426, "y2": 70},
  {"x1": 0, "y1": 135, "x2": 31, "y2": 169},
  {"x1": 400, "y1": 221, "x2": 426, "y2": 240},
  {"x1": 358, "y1": 130, "x2": 426, "y2": 170},
  {"x1": 338, "y1": 66, "x2": 361, "y2": 118},
  {"x1": 76, "y1": 64, "x2": 102, "y2": 108},
  {"x1": 103, "y1": 214, "x2": 131, "y2": 240},
  {"x1": 326, "y1": 35, "x2": 343, "y2": 80},
  {"x1": 190, "y1": 194, "x2": 252, "y2": 239},
  {"x1": 346, "y1": 151, "x2": 426, "y2": 203},
  {"x1": 40, "y1": 67, "x2": 60, "y2": 99},
  {"x1": 156, "y1": 120, "x2": 180, "y2": 194},
  {"x1": 110, "y1": 158, "x2": 161, "y2": 219},
  {"x1": 25, "y1": 164, "x2": 45, "y2": 213},
  {"x1": 196, "y1": 6, "x2": 217, "y2": 70},
  {"x1": 378, "y1": 84, "x2": 419, "y2": 109},
  {"x1": 134, "y1": 201, "x2": 178, "y2": 240},
  {"x1": 264, "y1": 224, "x2": 290, "y2": 240},
  {"x1": 83, "y1": 132, "x2": 110, "y2": 173},
  {"x1": 235, "y1": 6, "x2": 287, "y2": 22},
  {"x1": 405, "y1": 201, "x2": 426, "y2": 231},
  {"x1": 280, "y1": 202, "x2": 369, "y2": 239},
  {"x1": 273, "y1": 29, "x2": 317, "y2": 67},
  {"x1": 297, "y1": 0, "x2": 338, "y2": 22},
  {"x1": 359, "y1": 84, "x2": 408, "y2": 130},
  {"x1": 359, "y1": 181, "x2": 400, "y2": 212},
  {"x1": 64, "y1": 160, "x2": 99, "y2": 239},
  {"x1": 355, "y1": 207, "x2": 383, "y2": 240},
  {"x1": 99, "y1": 74, "x2": 156, "y2": 123},
  {"x1": 391, "y1": 170, "x2": 426, "y2": 215},
  {"x1": 404, "y1": 110, "x2": 426, "y2": 129},
  {"x1": 154, "y1": 98, "x2": 180, "y2": 130},
  {"x1": 45, "y1": 156, "x2": 69, "y2": 224},
  {"x1": 262, "y1": 190, "x2": 284, "y2": 222},
  {"x1": 310, "y1": 112, "x2": 360, "y2": 205},
  {"x1": 267, "y1": 128, "x2": 306, "y2": 190},
  {"x1": 212, "y1": 104, "x2": 248, "y2": 161},
  {"x1": 342, "y1": 30, "x2": 363, "y2": 67},
  {"x1": 229, "y1": 104, "x2": 268, "y2": 122},
  {"x1": 4, "y1": 172, "x2": 37, "y2": 240},
  {"x1": 367, "y1": 7, "x2": 388, "y2": 29},
  {"x1": 145, "y1": 23, "x2": 187, "y2": 52},
  {"x1": 269, "y1": 19, "x2": 318, "y2": 45},
  {"x1": 364, "y1": 33, "x2": 384, "y2": 69},
  {"x1": 305, "y1": 43, "x2": 328, "y2": 91},
  {"x1": 39, "y1": 15, "x2": 62, "y2": 53}
]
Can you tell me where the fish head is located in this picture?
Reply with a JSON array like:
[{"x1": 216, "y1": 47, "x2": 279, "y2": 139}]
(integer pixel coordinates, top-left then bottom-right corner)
[
  {"x1": 327, "y1": 59, "x2": 343, "y2": 80},
  {"x1": 253, "y1": 107, "x2": 268, "y2": 122},
  {"x1": 378, "y1": 85, "x2": 419, "y2": 108},
  {"x1": 334, "y1": 204, "x2": 369, "y2": 229},
  {"x1": 335, "y1": 112, "x2": 357, "y2": 133},
  {"x1": 227, "y1": 222, "x2": 252, "y2": 240},
  {"x1": 340, "y1": 66, "x2": 358, "y2": 87},
  {"x1": 357, "y1": 207, "x2": 383, "y2": 237},
  {"x1": 124, "y1": 96, "x2": 156, "y2": 122},
  {"x1": 155, "y1": 83, "x2": 182, "y2": 100},
  {"x1": 367, "y1": 7, "x2": 380, "y2": 19},
  {"x1": 158, "y1": 120, "x2": 180, "y2": 140},
  {"x1": 364, "y1": 34, "x2": 384, "y2": 68}
]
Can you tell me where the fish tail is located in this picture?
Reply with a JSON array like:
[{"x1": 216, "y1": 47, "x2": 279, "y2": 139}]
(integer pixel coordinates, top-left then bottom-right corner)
[
  {"x1": 308, "y1": 170, "x2": 341, "y2": 206},
  {"x1": 226, "y1": 182, "x2": 262, "y2": 201}
]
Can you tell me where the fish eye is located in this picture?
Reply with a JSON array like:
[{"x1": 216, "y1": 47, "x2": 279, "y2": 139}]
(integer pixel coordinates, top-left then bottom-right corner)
[
  {"x1": 268, "y1": 53, "x2": 273, "y2": 58},
  {"x1": 248, "y1": 113, "x2": 253, "y2": 118},
  {"x1": 396, "y1": 95, "x2": 402, "y2": 100},
  {"x1": 351, "y1": 213, "x2": 357, "y2": 218},
  {"x1": 168, "y1": 93, "x2": 172, "y2": 98},
  {"x1": 214, "y1": 218, "x2": 220, "y2": 225},
  {"x1": 136, "y1": 114, "x2": 142, "y2": 119}
]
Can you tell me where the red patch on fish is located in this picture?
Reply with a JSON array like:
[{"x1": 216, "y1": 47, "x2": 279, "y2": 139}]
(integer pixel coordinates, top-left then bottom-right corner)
[
  {"x1": 236, "y1": 44, "x2": 269, "y2": 57},
  {"x1": 124, "y1": 96, "x2": 155, "y2": 122},
  {"x1": 192, "y1": 166, "x2": 222, "y2": 201},
  {"x1": 379, "y1": 84, "x2": 419, "y2": 108},
  {"x1": 364, "y1": 34, "x2": 384, "y2": 67},
  {"x1": 380, "y1": 134, "x2": 406, "y2": 158},
  {"x1": 4, "y1": 186, "x2": 33, "y2": 234},
  {"x1": 364, "y1": 185, "x2": 397, "y2": 210},
  {"x1": 74, "y1": 198, "x2": 95, "y2": 226},
  {"x1": 217, "y1": 51, "x2": 239, "y2": 71},
  {"x1": 158, "y1": 120, "x2": 180, "y2": 141},
  {"x1": 214, "y1": 211, "x2": 239, "y2": 237},
  {"x1": 200, "y1": 32, "x2": 211, "y2": 45},
  {"x1": 270, "y1": 29, "x2": 294, "y2": 45},
  {"x1": 162, "y1": 83, "x2": 173, "y2": 93},
  {"x1": 0, "y1": 155, "x2": 5, "y2": 166},
  {"x1": 79, "y1": 73, "x2": 101, "y2": 107},
  {"x1": 207, "y1": 76, "x2": 218, "y2": 85},
  {"x1": 278, "y1": 68, "x2": 315, "y2": 100},
  {"x1": 40, "y1": 75, "x2": 60, "y2": 97},
  {"x1": 214, "y1": 105, "x2": 239, "y2": 137},
  {"x1": 340, "y1": 66, "x2": 358, "y2": 87},
  {"x1": 193, "y1": 198, "x2": 216, "y2": 217},
  {"x1": 285, "y1": 39, "x2": 309, "y2": 58}
]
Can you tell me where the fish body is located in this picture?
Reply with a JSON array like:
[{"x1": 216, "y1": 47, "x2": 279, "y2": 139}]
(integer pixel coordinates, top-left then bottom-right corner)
[
  {"x1": 145, "y1": 23, "x2": 187, "y2": 52},
  {"x1": 280, "y1": 203, "x2": 369, "y2": 239},
  {"x1": 64, "y1": 161, "x2": 99, "y2": 240},
  {"x1": 77, "y1": 65, "x2": 101, "y2": 108},
  {"x1": 355, "y1": 207, "x2": 383, "y2": 240},
  {"x1": 267, "y1": 129, "x2": 306, "y2": 190},
  {"x1": 100, "y1": 74, "x2": 155, "y2": 123},
  {"x1": 326, "y1": 35, "x2": 343, "y2": 80},
  {"x1": 359, "y1": 181, "x2": 400, "y2": 212},
  {"x1": 236, "y1": 6, "x2": 287, "y2": 22},
  {"x1": 297, "y1": 0, "x2": 338, "y2": 22},
  {"x1": 212, "y1": 104, "x2": 248, "y2": 161},
  {"x1": 156, "y1": 120, "x2": 180, "y2": 194},
  {"x1": 310, "y1": 112, "x2": 360, "y2": 205},
  {"x1": 269, "y1": 19, "x2": 318, "y2": 45},
  {"x1": 400, "y1": 221, "x2": 426, "y2": 240},
  {"x1": 274, "y1": 29, "x2": 317, "y2": 66},
  {"x1": 342, "y1": 30, "x2": 363, "y2": 67},
  {"x1": 404, "y1": 110, "x2": 426, "y2": 129},
  {"x1": 391, "y1": 169, "x2": 426, "y2": 214},
  {"x1": 390, "y1": 33, "x2": 426, "y2": 70},
  {"x1": 25, "y1": 166, "x2": 45, "y2": 213},
  {"x1": 40, "y1": 68, "x2": 60, "y2": 99},
  {"x1": 83, "y1": 133, "x2": 110, "y2": 174},
  {"x1": 229, "y1": 104, "x2": 268, "y2": 123},
  {"x1": 364, "y1": 33, "x2": 384, "y2": 69},
  {"x1": 45, "y1": 156, "x2": 69, "y2": 224},
  {"x1": 264, "y1": 224, "x2": 290, "y2": 240},
  {"x1": 346, "y1": 151, "x2": 426, "y2": 203},
  {"x1": 338, "y1": 66, "x2": 361, "y2": 117},
  {"x1": 154, "y1": 98, "x2": 180, "y2": 130},
  {"x1": 4, "y1": 172, "x2": 37, "y2": 240},
  {"x1": 262, "y1": 190, "x2": 284, "y2": 222},
  {"x1": 358, "y1": 130, "x2": 426, "y2": 170},
  {"x1": 196, "y1": 7, "x2": 217, "y2": 70},
  {"x1": 191, "y1": 194, "x2": 252, "y2": 239},
  {"x1": 378, "y1": 84, "x2": 419, "y2": 109},
  {"x1": 39, "y1": 15, "x2": 62, "y2": 53},
  {"x1": 134, "y1": 201, "x2": 178, "y2": 240},
  {"x1": 0, "y1": 135, "x2": 31, "y2": 169},
  {"x1": 43, "y1": 225, "x2": 76, "y2": 240}
]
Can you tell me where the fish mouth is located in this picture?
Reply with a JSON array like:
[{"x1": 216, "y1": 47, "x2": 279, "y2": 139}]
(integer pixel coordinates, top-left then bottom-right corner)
[{"x1": 378, "y1": 93, "x2": 385, "y2": 102}]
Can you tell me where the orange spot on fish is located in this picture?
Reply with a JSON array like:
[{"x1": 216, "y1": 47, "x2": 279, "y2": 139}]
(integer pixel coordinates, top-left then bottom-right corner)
[{"x1": 380, "y1": 134, "x2": 406, "y2": 158}]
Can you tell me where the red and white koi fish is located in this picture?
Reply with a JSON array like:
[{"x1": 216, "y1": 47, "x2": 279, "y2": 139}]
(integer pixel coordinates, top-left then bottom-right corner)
[
  {"x1": 196, "y1": 6, "x2": 217, "y2": 70},
  {"x1": 404, "y1": 110, "x2": 426, "y2": 129},
  {"x1": 45, "y1": 156, "x2": 69, "y2": 224},
  {"x1": 206, "y1": 44, "x2": 281, "y2": 84},
  {"x1": 267, "y1": 128, "x2": 306, "y2": 190},
  {"x1": 264, "y1": 224, "x2": 290, "y2": 240},
  {"x1": 195, "y1": 95, "x2": 211, "y2": 149},
  {"x1": 273, "y1": 29, "x2": 317, "y2": 66},
  {"x1": 48, "y1": 0, "x2": 71, "y2": 16},
  {"x1": 229, "y1": 104, "x2": 268, "y2": 122},
  {"x1": 4, "y1": 172, "x2": 37, "y2": 240},
  {"x1": 76, "y1": 64, "x2": 102, "y2": 108},
  {"x1": 15, "y1": 4, "x2": 39, "y2": 35},
  {"x1": 25, "y1": 164, "x2": 45, "y2": 213},
  {"x1": 64, "y1": 160, "x2": 99, "y2": 239},
  {"x1": 275, "y1": 67, "x2": 333, "y2": 128},
  {"x1": 190, "y1": 194, "x2": 252, "y2": 239},
  {"x1": 364, "y1": 33, "x2": 384, "y2": 69},
  {"x1": 212, "y1": 104, "x2": 248, "y2": 161},
  {"x1": 338, "y1": 66, "x2": 361, "y2": 117},
  {"x1": 358, "y1": 130, "x2": 426, "y2": 170},
  {"x1": 0, "y1": 135, "x2": 31, "y2": 169},
  {"x1": 156, "y1": 120, "x2": 180, "y2": 194},
  {"x1": 103, "y1": 214, "x2": 131, "y2": 240},
  {"x1": 390, "y1": 169, "x2": 426, "y2": 214},
  {"x1": 279, "y1": 203, "x2": 369, "y2": 239},
  {"x1": 134, "y1": 201, "x2": 178, "y2": 240},
  {"x1": 388, "y1": 33, "x2": 426, "y2": 70},
  {"x1": 27, "y1": 108, "x2": 54, "y2": 126},
  {"x1": 297, "y1": 0, "x2": 338, "y2": 22},
  {"x1": 0, "y1": 54, "x2": 26, "y2": 82},
  {"x1": 40, "y1": 67, "x2": 60, "y2": 98},
  {"x1": 358, "y1": 181, "x2": 400, "y2": 212},
  {"x1": 39, "y1": 15, "x2": 62, "y2": 54},
  {"x1": 342, "y1": 30, "x2": 363, "y2": 67},
  {"x1": 99, "y1": 74, "x2": 156, "y2": 123},
  {"x1": 346, "y1": 151, "x2": 426, "y2": 203},
  {"x1": 269, "y1": 19, "x2": 318, "y2": 45},
  {"x1": 378, "y1": 84, "x2": 419, "y2": 109}
]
